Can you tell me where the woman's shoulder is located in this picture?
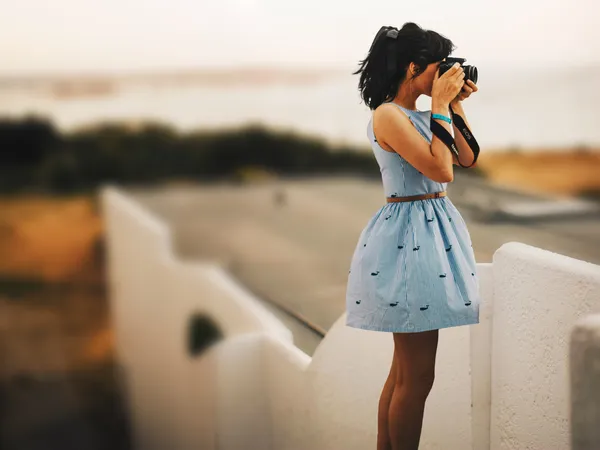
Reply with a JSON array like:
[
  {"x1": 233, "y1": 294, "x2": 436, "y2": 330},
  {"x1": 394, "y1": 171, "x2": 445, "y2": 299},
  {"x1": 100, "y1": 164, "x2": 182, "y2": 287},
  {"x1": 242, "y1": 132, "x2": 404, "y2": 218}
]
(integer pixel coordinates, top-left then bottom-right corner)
[
  {"x1": 373, "y1": 102, "x2": 403, "y2": 122},
  {"x1": 375, "y1": 102, "x2": 430, "y2": 117}
]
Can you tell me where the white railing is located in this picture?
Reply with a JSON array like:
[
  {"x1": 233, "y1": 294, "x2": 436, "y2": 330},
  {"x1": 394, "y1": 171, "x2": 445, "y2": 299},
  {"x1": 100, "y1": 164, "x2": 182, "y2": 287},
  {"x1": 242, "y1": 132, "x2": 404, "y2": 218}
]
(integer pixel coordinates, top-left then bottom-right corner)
[{"x1": 101, "y1": 186, "x2": 600, "y2": 450}]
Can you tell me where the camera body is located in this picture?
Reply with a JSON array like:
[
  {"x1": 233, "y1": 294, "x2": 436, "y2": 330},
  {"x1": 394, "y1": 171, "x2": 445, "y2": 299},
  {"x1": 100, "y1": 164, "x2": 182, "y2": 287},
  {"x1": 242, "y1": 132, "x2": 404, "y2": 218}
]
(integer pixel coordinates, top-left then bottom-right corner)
[{"x1": 439, "y1": 57, "x2": 478, "y2": 84}]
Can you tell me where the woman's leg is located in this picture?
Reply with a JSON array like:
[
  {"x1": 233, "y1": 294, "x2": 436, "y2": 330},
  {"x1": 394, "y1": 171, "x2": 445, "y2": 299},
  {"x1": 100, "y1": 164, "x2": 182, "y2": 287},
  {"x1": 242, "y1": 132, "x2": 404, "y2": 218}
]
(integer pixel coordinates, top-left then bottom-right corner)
[
  {"x1": 388, "y1": 330, "x2": 439, "y2": 450},
  {"x1": 377, "y1": 347, "x2": 400, "y2": 450}
]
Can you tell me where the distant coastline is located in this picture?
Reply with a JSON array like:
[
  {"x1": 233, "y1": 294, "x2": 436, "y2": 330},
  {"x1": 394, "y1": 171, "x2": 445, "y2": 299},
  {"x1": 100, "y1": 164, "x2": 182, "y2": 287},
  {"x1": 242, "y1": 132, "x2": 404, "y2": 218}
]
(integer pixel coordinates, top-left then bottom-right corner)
[
  {"x1": 1, "y1": 64, "x2": 598, "y2": 152},
  {"x1": 0, "y1": 66, "x2": 350, "y2": 92}
]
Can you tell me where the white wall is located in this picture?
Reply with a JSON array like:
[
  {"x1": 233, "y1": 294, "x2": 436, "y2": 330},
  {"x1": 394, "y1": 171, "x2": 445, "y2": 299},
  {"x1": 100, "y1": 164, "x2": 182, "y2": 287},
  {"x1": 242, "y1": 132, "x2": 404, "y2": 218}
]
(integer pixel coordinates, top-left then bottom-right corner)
[
  {"x1": 471, "y1": 261, "x2": 495, "y2": 449},
  {"x1": 262, "y1": 335, "x2": 311, "y2": 450},
  {"x1": 102, "y1": 186, "x2": 600, "y2": 450},
  {"x1": 302, "y1": 313, "x2": 482, "y2": 450},
  {"x1": 490, "y1": 243, "x2": 600, "y2": 450},
  {"x1": 102, "y1": 187, "x2": 292, "y2": 450}
]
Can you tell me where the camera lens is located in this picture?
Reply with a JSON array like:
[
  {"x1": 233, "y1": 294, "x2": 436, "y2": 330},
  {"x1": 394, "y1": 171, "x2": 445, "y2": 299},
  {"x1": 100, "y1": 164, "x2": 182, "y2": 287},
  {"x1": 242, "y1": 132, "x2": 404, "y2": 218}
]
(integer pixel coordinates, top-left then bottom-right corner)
[{"x1": 465, "y1": 66, "x2": 478, "y2": 84}]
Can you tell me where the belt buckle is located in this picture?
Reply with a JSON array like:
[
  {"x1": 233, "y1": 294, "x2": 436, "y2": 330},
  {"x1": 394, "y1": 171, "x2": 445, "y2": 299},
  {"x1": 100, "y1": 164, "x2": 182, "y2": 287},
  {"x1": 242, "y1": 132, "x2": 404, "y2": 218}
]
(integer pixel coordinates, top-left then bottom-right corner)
[{"x1": 433, "y1": 192, "x2": 440, "y2": 198}]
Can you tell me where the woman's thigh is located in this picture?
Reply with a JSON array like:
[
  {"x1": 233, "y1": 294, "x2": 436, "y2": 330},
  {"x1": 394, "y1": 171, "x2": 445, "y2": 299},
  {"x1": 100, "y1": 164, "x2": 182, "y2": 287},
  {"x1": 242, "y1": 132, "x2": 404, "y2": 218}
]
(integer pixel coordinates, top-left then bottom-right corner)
[{"x1": 392, "y1": 330, "x2": 439, "y2": 387}]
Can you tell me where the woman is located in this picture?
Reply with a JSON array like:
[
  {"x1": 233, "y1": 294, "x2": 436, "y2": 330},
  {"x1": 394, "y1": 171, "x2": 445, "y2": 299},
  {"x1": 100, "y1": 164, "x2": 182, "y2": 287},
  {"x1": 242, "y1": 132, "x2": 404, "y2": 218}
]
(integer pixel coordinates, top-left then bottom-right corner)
[{"x1": 345, "y1": 22, "x2": 481, "y2": 450}]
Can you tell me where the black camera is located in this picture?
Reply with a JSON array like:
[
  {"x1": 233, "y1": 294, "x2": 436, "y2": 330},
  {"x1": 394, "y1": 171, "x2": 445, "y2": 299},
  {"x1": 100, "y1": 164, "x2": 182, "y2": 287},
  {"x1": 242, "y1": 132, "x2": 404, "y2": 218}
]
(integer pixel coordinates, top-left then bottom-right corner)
[{"x1": 438, "y1": 57, "x2": 478, "y2": 84}]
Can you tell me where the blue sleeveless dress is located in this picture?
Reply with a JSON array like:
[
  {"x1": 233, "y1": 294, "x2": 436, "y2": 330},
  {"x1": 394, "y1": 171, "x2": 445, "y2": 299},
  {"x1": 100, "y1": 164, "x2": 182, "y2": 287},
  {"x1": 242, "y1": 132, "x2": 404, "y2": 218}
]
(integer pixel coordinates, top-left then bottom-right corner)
[{"x1": 345, "y1": 102, "x2": 480, "y2": 333}]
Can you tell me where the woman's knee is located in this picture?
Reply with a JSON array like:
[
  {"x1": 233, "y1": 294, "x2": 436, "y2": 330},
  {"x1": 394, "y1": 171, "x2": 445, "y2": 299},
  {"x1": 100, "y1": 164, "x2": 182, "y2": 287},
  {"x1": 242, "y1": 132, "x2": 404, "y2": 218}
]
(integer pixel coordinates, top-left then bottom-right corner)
[
  {"x1": 410, "y1": 369, "x2": 435, "y2": 395},
  {"x1": 395, "y1": 367, "x2": 434, "y2": 397}
]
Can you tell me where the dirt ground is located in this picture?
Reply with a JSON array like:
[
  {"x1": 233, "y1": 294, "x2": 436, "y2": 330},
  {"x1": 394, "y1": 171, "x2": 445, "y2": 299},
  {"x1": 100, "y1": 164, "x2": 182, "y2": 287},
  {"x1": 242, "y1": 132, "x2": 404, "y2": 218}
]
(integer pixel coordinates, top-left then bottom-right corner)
[
  {"x1": 476, "y1": 149, "x2": 600, "y2": 197},
  {"x1": 0, "y1": 195, "x2": 130, "y2": 450}
]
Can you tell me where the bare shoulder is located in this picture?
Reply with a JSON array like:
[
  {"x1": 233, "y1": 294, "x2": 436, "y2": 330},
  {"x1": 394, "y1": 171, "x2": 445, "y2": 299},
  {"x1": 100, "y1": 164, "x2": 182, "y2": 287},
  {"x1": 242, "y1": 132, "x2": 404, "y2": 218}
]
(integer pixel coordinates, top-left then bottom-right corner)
[{"x1": 372, "y1": 102, "x2": 413, "y2": 153}]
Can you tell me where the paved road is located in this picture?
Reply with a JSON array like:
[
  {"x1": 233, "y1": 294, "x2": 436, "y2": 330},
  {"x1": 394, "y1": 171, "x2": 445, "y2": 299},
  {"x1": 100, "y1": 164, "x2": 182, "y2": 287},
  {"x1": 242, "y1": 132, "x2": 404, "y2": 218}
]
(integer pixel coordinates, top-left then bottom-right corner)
[{"x1": 131, "y1": 175, "x2": 600, "y2": 355}]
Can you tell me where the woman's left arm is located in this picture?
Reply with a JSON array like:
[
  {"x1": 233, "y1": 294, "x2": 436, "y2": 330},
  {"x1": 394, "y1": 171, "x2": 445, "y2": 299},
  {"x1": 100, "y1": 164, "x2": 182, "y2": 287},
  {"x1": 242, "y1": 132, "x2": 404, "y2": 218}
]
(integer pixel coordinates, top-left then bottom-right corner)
[{"x1": 450, "y1": 79, "x2": 478, "y2": 167}]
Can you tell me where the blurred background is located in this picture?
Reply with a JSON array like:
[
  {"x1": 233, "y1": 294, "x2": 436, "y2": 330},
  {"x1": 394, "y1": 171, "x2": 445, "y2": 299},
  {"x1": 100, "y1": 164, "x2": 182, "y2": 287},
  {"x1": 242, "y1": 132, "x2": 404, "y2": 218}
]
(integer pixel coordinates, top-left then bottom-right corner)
[{"x1": 1, "y1": 0, "x2": 599, "y2": 448}]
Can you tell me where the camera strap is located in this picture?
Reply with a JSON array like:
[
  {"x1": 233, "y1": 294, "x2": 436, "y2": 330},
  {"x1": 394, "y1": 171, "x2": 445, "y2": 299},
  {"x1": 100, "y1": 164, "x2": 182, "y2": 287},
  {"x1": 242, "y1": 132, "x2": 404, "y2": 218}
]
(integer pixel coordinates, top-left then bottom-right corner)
[{"x1": 429, "y1": 104, "x2": 480, "y2": 168}]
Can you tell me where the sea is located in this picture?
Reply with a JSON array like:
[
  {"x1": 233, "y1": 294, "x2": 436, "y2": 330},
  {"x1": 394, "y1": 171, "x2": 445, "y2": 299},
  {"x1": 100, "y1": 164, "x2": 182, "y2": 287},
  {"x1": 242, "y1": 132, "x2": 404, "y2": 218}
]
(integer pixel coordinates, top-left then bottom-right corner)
[{"x1": 0, "y1": 64, "x2": 598, "y2": 152}]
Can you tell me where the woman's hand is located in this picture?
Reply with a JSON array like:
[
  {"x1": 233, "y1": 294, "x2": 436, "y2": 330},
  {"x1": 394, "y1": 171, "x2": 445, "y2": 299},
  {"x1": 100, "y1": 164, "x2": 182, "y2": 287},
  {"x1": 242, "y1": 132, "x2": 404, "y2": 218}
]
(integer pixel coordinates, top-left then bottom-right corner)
[
  {"x1": 431, "y1": 63, "x2": 465, "y2": 106},
  {"x1": 451, "y1": 79, "x2": 478, "y2": 105}
]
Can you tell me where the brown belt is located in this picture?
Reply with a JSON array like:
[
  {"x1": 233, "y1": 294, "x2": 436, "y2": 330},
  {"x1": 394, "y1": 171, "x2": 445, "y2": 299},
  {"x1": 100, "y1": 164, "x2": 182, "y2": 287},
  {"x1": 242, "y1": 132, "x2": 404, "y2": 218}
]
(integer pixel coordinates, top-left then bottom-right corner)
[{"x1": 386, "y1": 191, "x2": 447, "y2": 203}]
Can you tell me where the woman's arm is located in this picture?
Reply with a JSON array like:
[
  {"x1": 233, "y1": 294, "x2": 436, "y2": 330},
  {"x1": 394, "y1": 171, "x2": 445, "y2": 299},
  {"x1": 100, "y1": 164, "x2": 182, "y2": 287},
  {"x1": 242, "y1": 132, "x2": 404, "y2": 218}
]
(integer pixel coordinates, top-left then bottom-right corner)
[{"x1": 449, "y1": 100, "x2": 476, "y2": 167}]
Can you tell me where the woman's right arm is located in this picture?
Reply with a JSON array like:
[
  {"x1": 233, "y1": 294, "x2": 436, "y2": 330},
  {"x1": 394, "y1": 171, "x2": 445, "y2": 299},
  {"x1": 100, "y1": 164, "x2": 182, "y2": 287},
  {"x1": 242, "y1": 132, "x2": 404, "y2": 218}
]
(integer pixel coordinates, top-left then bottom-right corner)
[
  {"x1": 375, "y1": 64, "x2": 464, "y2": 183},
  {"x1": 375, "y1": 102, "x2": 454, "y2": 183}
]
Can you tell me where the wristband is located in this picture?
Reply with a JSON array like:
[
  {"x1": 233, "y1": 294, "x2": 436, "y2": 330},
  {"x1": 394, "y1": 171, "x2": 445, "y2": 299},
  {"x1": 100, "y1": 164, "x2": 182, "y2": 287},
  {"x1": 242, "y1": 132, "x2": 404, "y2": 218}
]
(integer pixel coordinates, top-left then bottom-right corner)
[{"x1": 432, "y1": 113, "x2": 452, "y2": 124}]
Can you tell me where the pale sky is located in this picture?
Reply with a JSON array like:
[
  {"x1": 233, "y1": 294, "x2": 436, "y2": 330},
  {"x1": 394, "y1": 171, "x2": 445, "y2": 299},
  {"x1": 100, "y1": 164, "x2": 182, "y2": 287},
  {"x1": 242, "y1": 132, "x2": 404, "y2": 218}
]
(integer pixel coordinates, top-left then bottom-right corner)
[{"x1": 1, "y1": 0, "x2": 598, "y2": 75}]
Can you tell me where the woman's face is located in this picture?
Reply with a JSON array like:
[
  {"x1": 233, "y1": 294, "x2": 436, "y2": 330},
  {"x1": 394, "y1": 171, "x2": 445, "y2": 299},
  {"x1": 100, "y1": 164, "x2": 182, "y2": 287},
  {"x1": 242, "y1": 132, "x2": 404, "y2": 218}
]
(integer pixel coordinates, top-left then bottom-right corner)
[{"x1": 414, "y1": 59, "x2": 444, "y2": 97}]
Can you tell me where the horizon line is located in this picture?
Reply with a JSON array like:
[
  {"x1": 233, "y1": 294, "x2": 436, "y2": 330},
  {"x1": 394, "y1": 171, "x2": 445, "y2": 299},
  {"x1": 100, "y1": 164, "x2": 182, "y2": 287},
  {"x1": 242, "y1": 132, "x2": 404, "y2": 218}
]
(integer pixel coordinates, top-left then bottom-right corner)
[{"x1": 1, "y1": 60, "x2": 599, "y2": 81}]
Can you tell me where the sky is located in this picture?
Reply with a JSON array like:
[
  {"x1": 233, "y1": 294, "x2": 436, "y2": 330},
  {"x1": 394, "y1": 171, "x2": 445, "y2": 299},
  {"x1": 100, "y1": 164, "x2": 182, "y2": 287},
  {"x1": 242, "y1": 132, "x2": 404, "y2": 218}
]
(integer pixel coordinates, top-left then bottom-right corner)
[{"x1": 1, "y1": 0, "x2": 599, "y2": 75}]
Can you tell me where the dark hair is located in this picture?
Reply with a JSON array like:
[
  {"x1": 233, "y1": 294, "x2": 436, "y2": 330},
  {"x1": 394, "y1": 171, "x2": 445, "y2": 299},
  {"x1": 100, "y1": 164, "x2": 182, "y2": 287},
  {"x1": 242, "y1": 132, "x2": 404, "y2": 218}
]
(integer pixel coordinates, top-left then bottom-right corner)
[{"x1": 353, "y1": 22, "x2": 455, "y2": 110}]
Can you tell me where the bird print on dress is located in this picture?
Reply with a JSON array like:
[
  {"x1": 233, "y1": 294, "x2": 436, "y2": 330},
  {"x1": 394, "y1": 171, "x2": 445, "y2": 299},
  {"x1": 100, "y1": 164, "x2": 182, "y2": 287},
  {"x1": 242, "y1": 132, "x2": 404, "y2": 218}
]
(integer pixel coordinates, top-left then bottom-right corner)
[
  {"x1": 350, "y1": 229, "x2": 475, "y2": 315},
  {"x1": 350, "y1": 188, "x2": 475, "y2": 317}
]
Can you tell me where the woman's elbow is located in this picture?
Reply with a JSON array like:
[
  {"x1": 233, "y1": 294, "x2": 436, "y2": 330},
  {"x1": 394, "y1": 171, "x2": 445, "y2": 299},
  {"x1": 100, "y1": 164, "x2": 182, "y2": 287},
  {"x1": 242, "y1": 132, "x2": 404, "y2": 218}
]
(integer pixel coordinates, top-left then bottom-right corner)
[{"x1": 436, "y1": 170, "x2": 453, "y2": 183}]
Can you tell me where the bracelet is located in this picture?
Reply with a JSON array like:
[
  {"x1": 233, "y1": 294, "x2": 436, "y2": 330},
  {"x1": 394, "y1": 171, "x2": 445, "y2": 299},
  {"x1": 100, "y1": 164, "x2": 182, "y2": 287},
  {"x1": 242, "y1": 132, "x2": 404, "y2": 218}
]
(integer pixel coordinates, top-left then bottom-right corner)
[{"x1": 431, "y1": 113, "x2": 452, "y2": 124}]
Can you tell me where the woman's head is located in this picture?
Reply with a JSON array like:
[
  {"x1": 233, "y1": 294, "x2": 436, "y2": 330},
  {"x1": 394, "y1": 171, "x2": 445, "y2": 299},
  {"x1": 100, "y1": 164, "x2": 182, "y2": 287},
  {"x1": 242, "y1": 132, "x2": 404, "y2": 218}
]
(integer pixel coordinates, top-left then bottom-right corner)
[{"x1": 353, "y1": 22, "x2": 456, "y2": 110}]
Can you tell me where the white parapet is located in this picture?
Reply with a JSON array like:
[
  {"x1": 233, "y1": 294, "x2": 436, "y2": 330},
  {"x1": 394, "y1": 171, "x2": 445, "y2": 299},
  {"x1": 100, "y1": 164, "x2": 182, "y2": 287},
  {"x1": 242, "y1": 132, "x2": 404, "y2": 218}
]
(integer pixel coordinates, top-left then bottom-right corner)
[
  {"x1": 490, "y1": 242, "x2": 600, "y2": 450},
  {"x1": 102, "y1": 185, "x2": 600, "y2": 450},
  {"x1": 570, "y1": 314, "x2": 600, "y2": 450},
  {"x1": 101, "y1": 186, "x2": 293, "y2": 450}
]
